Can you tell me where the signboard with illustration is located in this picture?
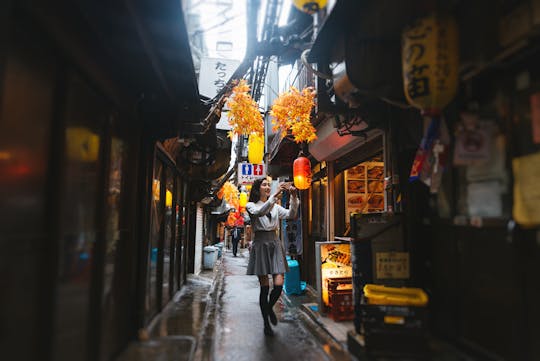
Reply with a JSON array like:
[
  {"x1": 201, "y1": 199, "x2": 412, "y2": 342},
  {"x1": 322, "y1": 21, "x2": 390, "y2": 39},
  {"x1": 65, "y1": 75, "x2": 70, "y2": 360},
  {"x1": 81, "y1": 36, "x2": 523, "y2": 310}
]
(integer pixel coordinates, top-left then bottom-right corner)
[
  {"x1": 237, "y1": 162, "x2": 266, "y2": 185},
  {"x1": 317, "y1": 242, "x2": 352, "y2": 308}
]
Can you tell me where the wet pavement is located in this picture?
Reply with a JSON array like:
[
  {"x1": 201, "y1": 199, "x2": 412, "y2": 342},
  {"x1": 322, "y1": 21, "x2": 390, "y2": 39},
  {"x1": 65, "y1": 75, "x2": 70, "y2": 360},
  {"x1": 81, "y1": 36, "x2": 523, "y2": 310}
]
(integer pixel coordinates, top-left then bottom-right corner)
[
  {"x1": 116, "y1": 265, "x2": 220, "y2": 361},
  {"x1": 114, "y1": 245, "x2": 347, "y2": 361},
  {"x1": 212, "y1": 247, "x2": 342, "y2": 361},
  {"x1": 114, "y1": 246, "x2": 480, "y2": 361}
]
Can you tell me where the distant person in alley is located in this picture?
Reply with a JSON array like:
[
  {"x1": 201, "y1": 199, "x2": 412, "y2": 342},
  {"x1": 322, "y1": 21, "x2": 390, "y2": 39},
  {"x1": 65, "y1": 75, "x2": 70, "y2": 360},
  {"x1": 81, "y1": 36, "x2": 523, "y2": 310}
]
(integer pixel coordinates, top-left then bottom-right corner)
[
  {"x1": 246, "y1": 178, "x2": 299, "y2": 336},
  {"x1": 231, "y1": 226, "x2": 241, "y2": 257}
]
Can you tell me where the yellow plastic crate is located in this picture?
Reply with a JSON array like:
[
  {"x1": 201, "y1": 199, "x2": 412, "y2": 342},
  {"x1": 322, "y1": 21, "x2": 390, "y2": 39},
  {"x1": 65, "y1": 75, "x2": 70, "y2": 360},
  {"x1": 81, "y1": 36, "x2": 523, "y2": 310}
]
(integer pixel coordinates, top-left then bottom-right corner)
[{"x1": 363, "y1": 284, "x2": 428, "y2": 307}]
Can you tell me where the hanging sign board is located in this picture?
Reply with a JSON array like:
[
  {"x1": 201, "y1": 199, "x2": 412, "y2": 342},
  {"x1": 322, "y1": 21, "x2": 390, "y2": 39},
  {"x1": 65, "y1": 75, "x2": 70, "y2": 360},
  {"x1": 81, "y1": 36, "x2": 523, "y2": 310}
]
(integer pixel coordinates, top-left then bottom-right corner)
[
  {"x1": 238, "y1": 162, "x2": 266, "y2": 185},
  {"x1": 198, "y1": 57, "x2": 240, "y2": 99}
]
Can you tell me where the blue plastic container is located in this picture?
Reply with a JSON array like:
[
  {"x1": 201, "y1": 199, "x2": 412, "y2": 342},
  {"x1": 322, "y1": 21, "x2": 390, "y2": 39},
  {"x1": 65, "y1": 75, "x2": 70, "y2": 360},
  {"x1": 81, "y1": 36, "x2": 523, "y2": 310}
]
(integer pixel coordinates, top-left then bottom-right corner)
[
  {"x1": 284, "y1": 259, "x2": 306, "y2": 295},
  {"x1": 215, "y1": 242, "x2": 224, "y2": 258}
]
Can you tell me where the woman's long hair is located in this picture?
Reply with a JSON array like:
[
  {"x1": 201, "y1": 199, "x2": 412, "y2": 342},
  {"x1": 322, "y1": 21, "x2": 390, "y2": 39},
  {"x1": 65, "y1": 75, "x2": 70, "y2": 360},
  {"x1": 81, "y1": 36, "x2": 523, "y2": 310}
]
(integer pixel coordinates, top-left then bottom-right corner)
[{"x1": 248, "y1": 178, "x2": 264, "y2": 203}]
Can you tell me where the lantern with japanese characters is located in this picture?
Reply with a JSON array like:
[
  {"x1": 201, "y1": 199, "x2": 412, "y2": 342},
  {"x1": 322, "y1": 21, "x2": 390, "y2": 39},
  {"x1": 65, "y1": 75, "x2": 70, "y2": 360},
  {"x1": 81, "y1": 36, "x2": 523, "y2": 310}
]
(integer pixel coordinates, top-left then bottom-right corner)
[
  {"x1": 402, "y1": 14, "x2": 459, "y2": 116},
  {"x1": 248, "y1": 133, "x2": 264, "y2": 164},
  {"x1": 293, "y1": 153, "x2": 312, "y2": 190},
  {"x1": 293, "y1": 0, "x2": 327, "y2": 14}
]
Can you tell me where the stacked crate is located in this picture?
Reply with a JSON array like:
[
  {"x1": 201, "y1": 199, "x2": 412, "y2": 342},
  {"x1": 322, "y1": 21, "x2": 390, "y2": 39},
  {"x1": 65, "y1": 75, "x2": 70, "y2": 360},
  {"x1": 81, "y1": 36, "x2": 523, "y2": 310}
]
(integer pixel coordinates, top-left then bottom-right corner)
[{"x1": 326, "y1": 277, "x2": 354, "y2": 321}]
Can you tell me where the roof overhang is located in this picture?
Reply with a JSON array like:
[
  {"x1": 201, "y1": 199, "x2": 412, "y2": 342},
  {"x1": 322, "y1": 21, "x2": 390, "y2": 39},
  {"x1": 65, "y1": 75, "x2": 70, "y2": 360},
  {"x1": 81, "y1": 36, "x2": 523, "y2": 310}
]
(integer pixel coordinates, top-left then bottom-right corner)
[
  {"x1": 309, "y1": 114, "x2": 383, "y2": 162},
  {"x1": 28, "y1": 0, "x2": 203, "y2": 138}
]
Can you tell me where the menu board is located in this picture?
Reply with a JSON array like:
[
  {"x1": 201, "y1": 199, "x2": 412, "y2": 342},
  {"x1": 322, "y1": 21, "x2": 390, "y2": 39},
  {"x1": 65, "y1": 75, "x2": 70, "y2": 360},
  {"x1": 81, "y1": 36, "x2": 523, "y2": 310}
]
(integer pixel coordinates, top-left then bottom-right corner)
[
  {"x1": 345, "y1": 161, "x2": 385, "y2": 226},
  {"x1": 319, "y1": 243, "x2": 352, "y2": 307}
]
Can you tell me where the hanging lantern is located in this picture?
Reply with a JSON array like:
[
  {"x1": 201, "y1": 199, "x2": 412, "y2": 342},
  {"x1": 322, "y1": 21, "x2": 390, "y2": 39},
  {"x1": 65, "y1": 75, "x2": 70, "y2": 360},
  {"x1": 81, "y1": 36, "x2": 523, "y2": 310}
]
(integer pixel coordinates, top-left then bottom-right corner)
[
  {"x1": 402, "y1": 14, "x2": 459, "y2": 116},
  {"x1": 166, "y1": 190, "x2": 173, "y2": 208},
  {"x1": 239, "y1": 191, "x2": 248, "y2": 208},
  {"x1": 248, "y1": 133, "x2": 264, "y2": 164},
  {"x1": 293, "y1": 0, "x2": 327, "y2": 14},
  {"x1": 293, "y1": 153, "x2": 312, "y2": 190}
]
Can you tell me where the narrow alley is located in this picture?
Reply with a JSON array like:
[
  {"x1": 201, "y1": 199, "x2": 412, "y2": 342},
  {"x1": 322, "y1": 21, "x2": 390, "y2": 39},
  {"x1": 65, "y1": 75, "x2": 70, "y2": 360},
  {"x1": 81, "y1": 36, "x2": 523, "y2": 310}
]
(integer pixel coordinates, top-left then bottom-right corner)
[
  {"x1": 4, "y1": 1, "x2": 540, "y2": 360},
  {"x1": 212, "y1": 247, "x2": 350, "y2": 361}
]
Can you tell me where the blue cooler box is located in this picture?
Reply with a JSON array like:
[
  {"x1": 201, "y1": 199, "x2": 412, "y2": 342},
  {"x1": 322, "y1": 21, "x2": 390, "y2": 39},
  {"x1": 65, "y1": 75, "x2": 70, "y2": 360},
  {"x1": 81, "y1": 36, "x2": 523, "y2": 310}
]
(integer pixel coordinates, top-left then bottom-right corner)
[{"x1": 284, "y1": 259, "x2": 306, "y2": 295}]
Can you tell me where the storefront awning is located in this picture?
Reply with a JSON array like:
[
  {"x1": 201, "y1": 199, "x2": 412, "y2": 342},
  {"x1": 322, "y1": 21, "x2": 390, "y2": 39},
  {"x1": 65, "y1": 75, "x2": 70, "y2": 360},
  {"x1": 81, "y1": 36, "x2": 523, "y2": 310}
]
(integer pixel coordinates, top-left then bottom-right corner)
[{"x1": 308, "y1": 115, "x2": 383, "y2": 162}]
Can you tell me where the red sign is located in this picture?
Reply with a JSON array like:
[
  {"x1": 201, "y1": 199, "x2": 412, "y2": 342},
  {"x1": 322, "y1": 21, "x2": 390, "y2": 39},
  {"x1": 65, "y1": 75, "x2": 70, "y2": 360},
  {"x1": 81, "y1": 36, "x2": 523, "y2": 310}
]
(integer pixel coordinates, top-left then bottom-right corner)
[{"x1": 253, "y1": 164, "x2": 263, "y2": 176}]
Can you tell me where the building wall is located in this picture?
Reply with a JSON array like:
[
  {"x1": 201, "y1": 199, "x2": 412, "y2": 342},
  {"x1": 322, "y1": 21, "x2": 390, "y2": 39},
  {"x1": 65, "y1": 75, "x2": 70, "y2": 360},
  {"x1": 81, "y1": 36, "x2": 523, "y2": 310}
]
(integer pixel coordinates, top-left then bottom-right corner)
[{"x1": 194, "y1": 204, "x2": 204, "y2": 274}]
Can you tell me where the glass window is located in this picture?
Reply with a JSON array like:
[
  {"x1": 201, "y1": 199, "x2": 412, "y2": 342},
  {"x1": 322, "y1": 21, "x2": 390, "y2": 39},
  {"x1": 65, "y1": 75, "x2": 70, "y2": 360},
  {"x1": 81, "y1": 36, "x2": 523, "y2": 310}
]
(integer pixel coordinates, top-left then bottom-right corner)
[
  {"x1": 55, "y1": 74, "x2": 107, "y2": 359},
  {"x1": 146, "y1": 159, "x2": 163, "y2": 321},
  {"x1": 343, "y1": 154, "x2": 385, "y2": 228},
  {"x1": 173, "y1": 176, "x2": 184, "y2": 290},
  {"x1": 100, "y1": 136, "x2": 127, "y2": 358},
  {"x1": 162, "y1": 167, "x2": 174, "y2": 305},
  {"x1": 178, "y1": 182, "x2": 188, "y2": 287},
  {"x1": 310, "y1": 177, "x2": 327, "y2": 240}
]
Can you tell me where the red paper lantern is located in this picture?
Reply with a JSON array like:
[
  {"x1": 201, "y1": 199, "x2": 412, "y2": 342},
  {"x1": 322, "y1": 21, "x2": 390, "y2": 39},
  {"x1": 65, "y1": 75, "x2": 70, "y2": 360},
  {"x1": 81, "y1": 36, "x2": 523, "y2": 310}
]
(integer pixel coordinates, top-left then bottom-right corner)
[{"x1": 293, "y1": 154, "x2": 312, "y2": 190}]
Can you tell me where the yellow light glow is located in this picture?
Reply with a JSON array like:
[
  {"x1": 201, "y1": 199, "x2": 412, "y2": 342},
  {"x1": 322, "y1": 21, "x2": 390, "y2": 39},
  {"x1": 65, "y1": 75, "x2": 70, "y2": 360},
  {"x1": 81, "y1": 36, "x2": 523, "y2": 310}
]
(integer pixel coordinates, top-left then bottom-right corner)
[{"x1": 166, "y1": 190, "x2": 173, "y2": 207}]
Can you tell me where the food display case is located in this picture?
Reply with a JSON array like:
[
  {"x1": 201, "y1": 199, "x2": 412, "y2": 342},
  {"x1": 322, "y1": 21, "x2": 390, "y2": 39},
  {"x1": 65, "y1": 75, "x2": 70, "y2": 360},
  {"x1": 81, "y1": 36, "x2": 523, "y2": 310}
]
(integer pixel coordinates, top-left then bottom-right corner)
[{"x1": 344, "y1": 161, "x2": 385, "y2": 228}]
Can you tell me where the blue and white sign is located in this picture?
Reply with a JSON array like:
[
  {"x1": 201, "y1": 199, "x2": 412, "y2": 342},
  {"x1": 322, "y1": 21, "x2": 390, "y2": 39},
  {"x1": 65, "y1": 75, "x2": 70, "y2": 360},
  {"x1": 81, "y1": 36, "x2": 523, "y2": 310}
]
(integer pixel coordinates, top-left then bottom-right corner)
[{"x1": 238, "y1": 162, "x2": 266, "y2": 185}]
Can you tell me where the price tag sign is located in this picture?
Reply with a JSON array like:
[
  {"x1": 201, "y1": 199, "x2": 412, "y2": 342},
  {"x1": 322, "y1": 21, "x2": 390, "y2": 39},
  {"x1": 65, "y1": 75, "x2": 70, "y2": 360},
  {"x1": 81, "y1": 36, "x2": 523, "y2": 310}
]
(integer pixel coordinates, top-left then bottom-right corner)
[{"x1": 238, "y1": 162, "x2": 266, "y2": 185}]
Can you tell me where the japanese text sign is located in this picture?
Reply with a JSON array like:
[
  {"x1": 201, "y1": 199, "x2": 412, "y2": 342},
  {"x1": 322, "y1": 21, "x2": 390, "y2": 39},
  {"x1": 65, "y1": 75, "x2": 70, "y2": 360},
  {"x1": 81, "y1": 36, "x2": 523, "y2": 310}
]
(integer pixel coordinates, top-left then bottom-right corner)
[
  {"x1": 375, "y1": 252, "x2": 410, "y2": 279},
  {"x1": 402, "y1": 14, "x2": 459, "y2": 114},
  {"x1": 199, "y1": 57, "x2": 240, "y2": 98}
]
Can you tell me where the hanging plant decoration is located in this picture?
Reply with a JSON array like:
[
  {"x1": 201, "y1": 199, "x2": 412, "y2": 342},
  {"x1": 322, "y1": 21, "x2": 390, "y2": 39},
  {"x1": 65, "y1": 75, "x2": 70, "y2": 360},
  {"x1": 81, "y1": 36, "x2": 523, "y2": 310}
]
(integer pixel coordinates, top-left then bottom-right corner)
[
  {"x1": 270, "y1": 86, "x2": 317, "y2": 144},
  {"x1": 219, "y1": 181, "x2": 240, "y2": 206},
  {"x1": 225, "y1": 79, "x2": 264, "y2": 139}
]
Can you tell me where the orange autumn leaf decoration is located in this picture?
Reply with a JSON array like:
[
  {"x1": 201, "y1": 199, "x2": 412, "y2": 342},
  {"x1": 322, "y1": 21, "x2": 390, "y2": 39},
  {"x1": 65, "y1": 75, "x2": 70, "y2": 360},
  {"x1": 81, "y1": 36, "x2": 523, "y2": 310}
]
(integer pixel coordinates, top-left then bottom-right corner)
[
  {"x1": 220, "y1": 181, "x2": 239, "y2": 207},
  {"x1": 225, "y1": 79, "x2": 264, "y2": 139},
  {"x1": 270, "y1": 86, "x2": 317, "y2": 143}
]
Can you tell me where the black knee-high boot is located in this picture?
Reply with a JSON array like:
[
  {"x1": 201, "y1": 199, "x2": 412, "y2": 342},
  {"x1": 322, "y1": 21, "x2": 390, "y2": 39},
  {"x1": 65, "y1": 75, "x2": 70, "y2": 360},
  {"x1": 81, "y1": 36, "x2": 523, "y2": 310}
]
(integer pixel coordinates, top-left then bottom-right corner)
[
  {"x1": 267, "y1": 285, "x2": 283, "y2": 326},
  {"x1": 259, "y1": 286, "x2": 273, "y2": 335}
]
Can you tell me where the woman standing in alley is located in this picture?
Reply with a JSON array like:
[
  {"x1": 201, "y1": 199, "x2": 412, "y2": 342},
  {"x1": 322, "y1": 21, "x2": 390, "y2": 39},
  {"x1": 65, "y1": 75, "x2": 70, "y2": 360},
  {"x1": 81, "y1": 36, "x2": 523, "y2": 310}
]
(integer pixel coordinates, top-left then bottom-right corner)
[{"x1": 246, "y1": 178, "x2": 299, "y2": 336}]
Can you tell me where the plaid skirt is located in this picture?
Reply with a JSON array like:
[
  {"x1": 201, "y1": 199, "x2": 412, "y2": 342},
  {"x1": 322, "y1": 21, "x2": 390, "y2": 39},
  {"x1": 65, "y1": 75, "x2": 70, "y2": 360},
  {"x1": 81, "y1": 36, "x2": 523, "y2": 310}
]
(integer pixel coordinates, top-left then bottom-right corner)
[{"x1": 246, "y1": 231, "x2": 289, "y2": 275}]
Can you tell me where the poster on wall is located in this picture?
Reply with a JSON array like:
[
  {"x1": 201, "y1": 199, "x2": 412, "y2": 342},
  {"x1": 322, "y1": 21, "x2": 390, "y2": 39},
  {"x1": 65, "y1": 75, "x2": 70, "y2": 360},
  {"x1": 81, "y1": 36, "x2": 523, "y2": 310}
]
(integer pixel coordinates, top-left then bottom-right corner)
[{"x1": 344, "y1": 161, "x2": 385, "y2": 227}]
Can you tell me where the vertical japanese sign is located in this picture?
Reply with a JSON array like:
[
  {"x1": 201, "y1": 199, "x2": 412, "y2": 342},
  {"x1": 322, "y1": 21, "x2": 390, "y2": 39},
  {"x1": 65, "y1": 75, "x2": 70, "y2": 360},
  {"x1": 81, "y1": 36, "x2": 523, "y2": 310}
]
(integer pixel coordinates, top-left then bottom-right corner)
[
  {"x1": 402, "y1": 15, "x2": 459, "y2": 113},
  {"x1": 198, "y1": 57, "x2": 240, "y2": 99}
]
